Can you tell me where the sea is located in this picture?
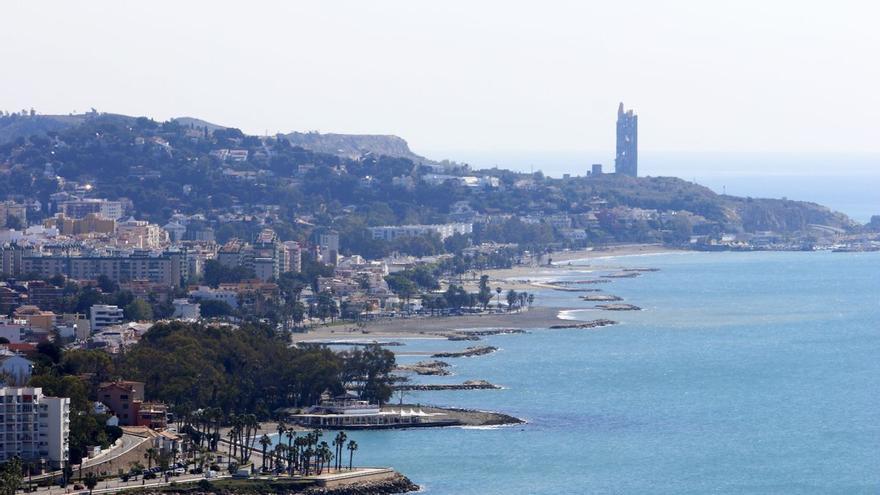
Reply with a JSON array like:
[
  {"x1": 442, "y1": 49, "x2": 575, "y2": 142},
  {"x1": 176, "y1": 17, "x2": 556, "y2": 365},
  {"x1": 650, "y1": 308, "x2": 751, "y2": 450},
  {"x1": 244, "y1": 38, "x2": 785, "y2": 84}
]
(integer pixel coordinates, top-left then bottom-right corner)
[{"x1": 279, "y1": 250, "x2": 880, "y2": 494}]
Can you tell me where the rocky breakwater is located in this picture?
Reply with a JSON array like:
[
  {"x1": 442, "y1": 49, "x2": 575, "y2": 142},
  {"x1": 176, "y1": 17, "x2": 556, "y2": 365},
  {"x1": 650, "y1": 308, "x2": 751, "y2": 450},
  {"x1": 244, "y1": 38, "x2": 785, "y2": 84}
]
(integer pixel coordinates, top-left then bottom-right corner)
[
  {"x1": 601, "y1": 272, "x2": 641, "y2": 279},
  {"x1": 446, "y1": 328, "x2": 527, "y2": 341},
  {"x1": 306, "y1": 473, "x2": 420, "y2": 495},
  {"x1": 596, "y1": 303, "x2": 641, "y2": 311},
  {"x1": 432, "y1": 345, "x2": 497, "y2": 358},
  {"x1": 137, "y1": 471, "x2": 419, "y2": 495},
  {"x1": 394, "y1": 380, "x2": 501, "y2": 391},
  {"x1": 549, "y1": 319, "x2": 618, "y2": 329},
  {"x1": 580, "y1": 294, "x2": 623, "y2": 302},
  {"x1": 395, "y1": 360, "x2": 451, "y2": 376}
]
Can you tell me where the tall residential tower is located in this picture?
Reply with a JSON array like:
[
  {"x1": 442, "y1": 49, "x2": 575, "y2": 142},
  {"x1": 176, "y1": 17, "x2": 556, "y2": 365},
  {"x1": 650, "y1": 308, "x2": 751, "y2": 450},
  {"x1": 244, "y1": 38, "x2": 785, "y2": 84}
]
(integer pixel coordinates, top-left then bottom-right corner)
[{"x1": 615, "y1": 102, "x2": 638, "y2": 177}]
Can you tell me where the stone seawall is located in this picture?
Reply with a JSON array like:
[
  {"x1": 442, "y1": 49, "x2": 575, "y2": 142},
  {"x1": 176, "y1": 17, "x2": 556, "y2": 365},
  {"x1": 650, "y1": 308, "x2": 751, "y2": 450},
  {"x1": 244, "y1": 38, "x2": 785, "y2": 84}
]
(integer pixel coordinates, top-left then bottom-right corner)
[{"x1": 131, "y1": 471, "x2": 418, "y2": 494}]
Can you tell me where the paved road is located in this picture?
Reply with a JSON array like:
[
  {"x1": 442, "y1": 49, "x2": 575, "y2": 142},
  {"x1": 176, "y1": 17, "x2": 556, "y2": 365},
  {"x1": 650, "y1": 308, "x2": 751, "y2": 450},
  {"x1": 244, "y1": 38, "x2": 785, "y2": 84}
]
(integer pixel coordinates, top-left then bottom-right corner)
[
  {"x1": 82, "y1": 434, "x2": 148, "y2": 469},
  {"x1": 23, "y1": 473, "x2": 231, "y2": 495}
]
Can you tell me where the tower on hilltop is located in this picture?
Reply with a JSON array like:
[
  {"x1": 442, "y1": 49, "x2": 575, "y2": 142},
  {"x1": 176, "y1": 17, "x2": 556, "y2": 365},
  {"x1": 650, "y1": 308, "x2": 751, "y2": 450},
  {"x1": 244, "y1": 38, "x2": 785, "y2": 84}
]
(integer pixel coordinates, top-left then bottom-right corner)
[{"x1": 615, "y1": 102, "x2": 638, "y2": 177}]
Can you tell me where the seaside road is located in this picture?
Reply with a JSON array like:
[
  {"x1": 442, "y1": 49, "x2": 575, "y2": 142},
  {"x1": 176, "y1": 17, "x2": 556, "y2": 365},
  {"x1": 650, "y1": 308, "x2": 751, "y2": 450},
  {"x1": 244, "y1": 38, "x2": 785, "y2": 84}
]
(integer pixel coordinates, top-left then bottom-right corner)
[
  {"x1": 81, "y1": 434, "x2": 148, "y2": 469},
  {"x1": 29, "y1": 473, "x2": 232, "y2": 495}
]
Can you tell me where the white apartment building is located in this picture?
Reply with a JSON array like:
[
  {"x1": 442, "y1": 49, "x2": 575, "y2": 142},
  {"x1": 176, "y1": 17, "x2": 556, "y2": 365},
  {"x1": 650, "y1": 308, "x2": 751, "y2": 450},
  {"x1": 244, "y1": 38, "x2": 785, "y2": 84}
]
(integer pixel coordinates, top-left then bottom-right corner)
[
  {"x1": 171, "y1": 299, "x2": 200, "y2": 320},
  {"x1": 368, "y1": 223, "x2": 473, "y2": 242},
  {"x1": 188, "y1": 286, "x2": 239, "y2": 309},
  {"x1": 90, "y1": 304, "x2": 125, "y2": 330},
  {"x1": 116, "y1": 219, "x2": 169, "y2": 249},
  {"x1": 0, "y1": 387, "x2": 70, "y2": 469},
  {"x1": 58, "y1": 198, "x2": 124, "y2": 220},
  {"x1": 281, "y1": 241, "x2": 302, "y2": 274}
]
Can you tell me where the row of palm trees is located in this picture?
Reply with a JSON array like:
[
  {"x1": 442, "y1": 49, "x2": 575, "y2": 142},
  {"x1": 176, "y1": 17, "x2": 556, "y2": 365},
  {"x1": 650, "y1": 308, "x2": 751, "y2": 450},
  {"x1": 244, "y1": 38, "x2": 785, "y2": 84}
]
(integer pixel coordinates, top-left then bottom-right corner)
[
  {"x1": 255, "y1": 425, "x2": 359, "y2": 476},
  {"x1": 177, "y1": 413, "x2": 363, "y2": 477},
  {"x1": 224, "y1": 414, "x2": 262, "y2": 463}
]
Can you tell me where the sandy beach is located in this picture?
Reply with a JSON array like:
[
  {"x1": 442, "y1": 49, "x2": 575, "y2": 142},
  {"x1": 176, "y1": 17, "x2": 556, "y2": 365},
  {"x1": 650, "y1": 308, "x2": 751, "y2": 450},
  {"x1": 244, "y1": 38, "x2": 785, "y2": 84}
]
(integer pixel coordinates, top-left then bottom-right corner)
[
  {"x1": 292, "y1": 244, "x2": 680, "y2": 344},
  {"x1": 473, "y1": 243, "x2": 681, "y2": 289},
  {"x1": 292, "y1": 306, "x2": 568, "y2": 343}
]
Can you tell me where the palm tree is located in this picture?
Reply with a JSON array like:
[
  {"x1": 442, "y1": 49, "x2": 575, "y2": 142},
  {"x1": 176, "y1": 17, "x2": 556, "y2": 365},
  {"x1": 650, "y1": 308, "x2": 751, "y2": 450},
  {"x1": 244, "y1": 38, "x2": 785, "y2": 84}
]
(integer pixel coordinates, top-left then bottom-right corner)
[
  {"x1": 273, "y1": 444, "x2": 285, "y2": 472},
  {"x1": 276, "y1": 421, "x2": 287, "y2": 442},
  {"x1": 241, "y1": 415, "x2": 259, "y2": 462},
  {"x1": 316, "y1": 441, "x2": 328, "y2": 474},
  {"x1": 346, "y1": 440, "x2": 358, "y2": 470},
  {"x1": 226, "y1": 429, "x2": 236, "y2": 458},
  {"x1": 294, "y1": 437, "x2": 306, "y2": 474},
  {"x1": 495, "y1": 286, "x2": 502, "y2": 309},
  {"x1": 318, "y1": 443, "x2": 333, "y2": 475},
  {"x1": 285, "y1": 429, "x2": 296, "y2": 474},
  {"x1": 258, "y1": 434, "x2": 272, "y2": 472},
  {"x1": 302, "y1": 447, "x2": 313, "y2": 476},
  {"x1": 144, "y1": 448, "x2": 157, "y2": 470},
  {"x1": 332, "y1": 431, "x2": 347, "y2": 471},
  {"x1": 84, "y1": 472, "x2": 98, "y2": 495}
]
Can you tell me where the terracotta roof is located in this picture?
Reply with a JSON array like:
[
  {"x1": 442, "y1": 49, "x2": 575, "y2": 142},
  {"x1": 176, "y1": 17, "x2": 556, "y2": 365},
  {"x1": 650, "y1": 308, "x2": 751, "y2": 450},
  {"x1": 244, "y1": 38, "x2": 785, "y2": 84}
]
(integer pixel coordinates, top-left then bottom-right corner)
[{"x1": 6, "y1": 343, "x2": 37, "y2": 354}]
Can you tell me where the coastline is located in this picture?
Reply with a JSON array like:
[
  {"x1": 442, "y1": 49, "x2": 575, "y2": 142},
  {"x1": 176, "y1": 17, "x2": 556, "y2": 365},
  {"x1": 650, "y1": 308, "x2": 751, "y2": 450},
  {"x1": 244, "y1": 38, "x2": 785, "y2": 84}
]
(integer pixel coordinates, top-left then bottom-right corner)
[
  {"x1": 474, "y1": 243, "x2": 682, "y2": 290},
  {"x1": 292, "y1": 306, "x2": 570, "y2": 343},
  {"x1": 293, "y1": 244, "x2": 680, "y2": 343}
]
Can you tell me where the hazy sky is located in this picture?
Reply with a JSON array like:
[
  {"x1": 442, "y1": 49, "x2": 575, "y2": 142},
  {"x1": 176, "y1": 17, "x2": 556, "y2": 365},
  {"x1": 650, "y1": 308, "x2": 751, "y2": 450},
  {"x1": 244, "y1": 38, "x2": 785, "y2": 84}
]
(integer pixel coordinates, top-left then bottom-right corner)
[{"x1": 3, "y1": 1, "x2": 880, "y2": 161}]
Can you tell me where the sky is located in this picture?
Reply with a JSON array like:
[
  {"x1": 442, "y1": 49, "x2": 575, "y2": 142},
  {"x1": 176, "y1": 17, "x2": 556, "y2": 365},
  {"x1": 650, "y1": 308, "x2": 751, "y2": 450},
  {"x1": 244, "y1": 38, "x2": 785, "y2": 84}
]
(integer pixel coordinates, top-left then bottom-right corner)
[{"x1": 2, "y1": 1, "x2": 880, "y2": 177}]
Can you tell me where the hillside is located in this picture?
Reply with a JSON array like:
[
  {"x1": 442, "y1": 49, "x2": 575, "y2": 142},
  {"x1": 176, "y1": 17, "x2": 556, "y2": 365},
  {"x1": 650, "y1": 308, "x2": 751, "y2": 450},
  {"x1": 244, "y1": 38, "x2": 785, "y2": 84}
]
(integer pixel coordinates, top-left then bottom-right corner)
[
  {"x1": 0, "y1": 113, "x2": 86, "y2": 144},
  {"x1": 571, "y1": 174, "x2": 856, "y2": 233},
  {"x1": 0, "y1": 111, "x2": 860, "y2": 259},
  {"x1": 284, "y1": 131, "x2": 433, "y2": 164}
]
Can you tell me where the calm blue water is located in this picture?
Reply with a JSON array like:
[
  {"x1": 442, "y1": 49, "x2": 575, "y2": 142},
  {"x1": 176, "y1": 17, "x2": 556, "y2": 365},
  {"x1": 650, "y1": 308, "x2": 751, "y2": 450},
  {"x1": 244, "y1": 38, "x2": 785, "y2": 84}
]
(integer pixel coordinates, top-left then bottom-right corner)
[{"x1": 287, "y1": 251, "x2": 880, "y2": 494}]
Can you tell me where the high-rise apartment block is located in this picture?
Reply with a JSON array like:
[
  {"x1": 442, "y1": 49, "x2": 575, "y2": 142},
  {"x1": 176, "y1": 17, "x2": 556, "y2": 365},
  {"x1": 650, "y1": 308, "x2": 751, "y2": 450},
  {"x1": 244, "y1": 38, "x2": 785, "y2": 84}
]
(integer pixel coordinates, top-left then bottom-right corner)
[{"x1": 0, "y1": 387, "x2": 70, "y2": 469}]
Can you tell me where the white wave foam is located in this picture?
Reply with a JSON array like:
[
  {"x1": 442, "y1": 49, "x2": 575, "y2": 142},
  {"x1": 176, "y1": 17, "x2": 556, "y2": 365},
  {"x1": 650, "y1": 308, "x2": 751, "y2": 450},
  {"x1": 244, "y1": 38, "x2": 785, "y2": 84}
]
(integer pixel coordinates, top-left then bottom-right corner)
[{"x1": 556, "y1": 309, "x2": 594, "y2": 321}]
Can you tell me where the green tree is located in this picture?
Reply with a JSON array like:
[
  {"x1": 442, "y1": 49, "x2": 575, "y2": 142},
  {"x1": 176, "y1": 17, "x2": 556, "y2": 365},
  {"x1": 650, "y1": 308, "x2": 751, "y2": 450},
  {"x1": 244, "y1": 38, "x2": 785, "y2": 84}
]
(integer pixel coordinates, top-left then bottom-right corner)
[
  {"x1": 259, "y1": 434, "x2": 272, "y2": 471},
  {"x1": 0, "y1": 456, "x2": 23, "y2": 495},
  {"x1": 84, "y1": 472, "x2": 98, "y2": 495},
  {"x1": 477, "y1": 275, "x2": 493, "y2": 310},
  {"x1": 144, "y1": 448, "x2": 157, "y2": 470},
  {"x1": 124, "y1": 298, "x2": 153, "y2": 322},
  {"x1": 314, "y1": 291, "x2": 338, "y2": 322},
  {"x1": 346, "y1": 440, "x2": 358, "y2": 470},
  {"x1": 198, "y1": 299, "x2": 234, "y2": 318}
]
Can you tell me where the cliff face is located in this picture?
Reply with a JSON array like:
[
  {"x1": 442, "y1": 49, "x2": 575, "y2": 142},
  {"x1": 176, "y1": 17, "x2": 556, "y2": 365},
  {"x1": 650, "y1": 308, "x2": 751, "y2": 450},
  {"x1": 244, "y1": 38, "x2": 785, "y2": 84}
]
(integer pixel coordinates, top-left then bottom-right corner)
[
  {"x1": 724, "y1": 197, "x2": 856, "y2": 233},
  {"x1": 284, "y1": 131, "x2": 430, "y2": 164}
]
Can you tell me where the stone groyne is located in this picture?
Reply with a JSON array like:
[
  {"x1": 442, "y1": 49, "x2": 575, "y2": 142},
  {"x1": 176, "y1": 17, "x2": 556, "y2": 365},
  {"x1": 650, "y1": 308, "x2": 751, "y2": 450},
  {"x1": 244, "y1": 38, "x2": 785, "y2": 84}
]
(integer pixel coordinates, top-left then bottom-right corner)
[
  {"x1": 394, "y1": 380, "x2": 501, "y2": 391},
  {"x1": 549, "y1": 319, "x2": 618, "y2": 329},
  {"x1": 432, "y1": 346, "x2": 497, "y2": 358}
]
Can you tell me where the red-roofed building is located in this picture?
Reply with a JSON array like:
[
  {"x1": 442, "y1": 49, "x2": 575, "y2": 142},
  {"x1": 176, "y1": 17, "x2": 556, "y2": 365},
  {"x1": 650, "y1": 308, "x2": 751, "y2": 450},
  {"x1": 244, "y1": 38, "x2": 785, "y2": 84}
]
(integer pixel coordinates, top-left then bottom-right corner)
[{"x1": 97, "y1": 380, "x2": 167, "y2": 429}]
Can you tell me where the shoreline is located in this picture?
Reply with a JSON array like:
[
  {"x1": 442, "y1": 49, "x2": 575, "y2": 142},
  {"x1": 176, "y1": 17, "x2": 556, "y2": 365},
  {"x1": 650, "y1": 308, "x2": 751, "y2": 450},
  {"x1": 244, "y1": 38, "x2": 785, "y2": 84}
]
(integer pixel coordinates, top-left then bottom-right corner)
[
  {"x1": 293, "y1": 244, "x2": 680, "y2": 343},
  {"x1": 292, "y1": 306, "x2": 570, "y2": 343}
]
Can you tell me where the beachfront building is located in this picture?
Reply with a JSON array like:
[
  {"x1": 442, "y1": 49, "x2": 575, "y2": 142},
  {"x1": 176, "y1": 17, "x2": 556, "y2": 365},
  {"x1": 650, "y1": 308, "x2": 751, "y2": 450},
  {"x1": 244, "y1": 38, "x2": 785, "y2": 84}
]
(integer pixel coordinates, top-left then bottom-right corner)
[
  {"x1": 97, "y1": 380, "x2": 167, "y2": 429},
  {"x1": 285, "y1": 393, "x2": 451, "y2": 429},
  {"x1": 368, "y1": 223, "x2": 472, "y2": 242},
  {"x1": 90, "y1": 304, "x2": 124, "y2": 330},
  {"x1": 0, "y1": 386, "x2": 71, "y2": 469}
]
